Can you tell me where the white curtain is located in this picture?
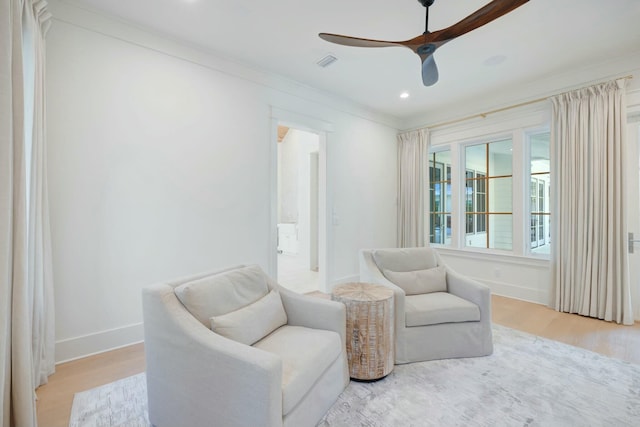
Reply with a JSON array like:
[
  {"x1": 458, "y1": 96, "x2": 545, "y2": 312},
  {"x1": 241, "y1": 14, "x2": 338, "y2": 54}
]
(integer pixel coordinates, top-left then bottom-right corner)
[
  {"x1": 1, "y1": 1, "x2": 53, "y2": 426},
  {"x1": 550, "y1": 79, "x2": 634, "y2": 325},
  {"x1": 397, "y1": 129, "x2": 429, "y2": 248}
]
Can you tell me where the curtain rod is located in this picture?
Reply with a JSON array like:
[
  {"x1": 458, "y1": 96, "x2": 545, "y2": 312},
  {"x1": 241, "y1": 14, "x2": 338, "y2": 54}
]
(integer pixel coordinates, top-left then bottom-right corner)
[{"x1": 411, "y1": 75, "x2": 634, "y2": 131}]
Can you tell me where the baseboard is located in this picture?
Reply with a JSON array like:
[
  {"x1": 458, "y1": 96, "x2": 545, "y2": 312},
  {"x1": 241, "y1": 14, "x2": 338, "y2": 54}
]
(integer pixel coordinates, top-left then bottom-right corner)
[
  {"x1": 479, "y1": 278, "x2": 549, "y2": 305},
  {"x1": 55, "y1": 322, "x2": 144, "y2": 364}
]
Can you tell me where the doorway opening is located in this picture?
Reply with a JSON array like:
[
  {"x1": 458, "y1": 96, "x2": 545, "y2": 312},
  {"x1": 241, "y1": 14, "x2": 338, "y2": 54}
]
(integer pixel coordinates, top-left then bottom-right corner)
[{"x1": 276, "y1": 126, "x2": 321, "y2": 293}]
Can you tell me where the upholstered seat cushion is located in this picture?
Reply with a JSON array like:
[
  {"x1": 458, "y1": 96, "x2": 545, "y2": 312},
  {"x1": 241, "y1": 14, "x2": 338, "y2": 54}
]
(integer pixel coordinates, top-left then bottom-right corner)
[
  {"x1": 253, "y1": 325, "x2": 342, "y2": 415},
  {"x1": 405, "y1": 292, "x2": 480, "y2": 327}
]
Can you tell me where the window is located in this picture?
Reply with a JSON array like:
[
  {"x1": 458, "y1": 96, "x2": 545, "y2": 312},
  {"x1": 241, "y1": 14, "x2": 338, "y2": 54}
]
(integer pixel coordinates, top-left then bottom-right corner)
[
  {"x1": 426, "y1": 123, "x2": 550, "y2": 257},
  {"x1": 465, "y1": 139, "x2": 513, "y2": 250},
  {"x1": 428, "y1": 150, "x2": 452, "y2": 245},
  {"x1": 529, "y1": 132, "x2": 551, "y2": 254}
]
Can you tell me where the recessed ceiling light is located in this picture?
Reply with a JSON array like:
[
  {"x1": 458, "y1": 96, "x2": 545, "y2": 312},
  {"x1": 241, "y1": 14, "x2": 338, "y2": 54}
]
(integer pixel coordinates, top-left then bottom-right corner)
[{"x1": 400, "y1": 92, "x2": 410, "y2": 99}]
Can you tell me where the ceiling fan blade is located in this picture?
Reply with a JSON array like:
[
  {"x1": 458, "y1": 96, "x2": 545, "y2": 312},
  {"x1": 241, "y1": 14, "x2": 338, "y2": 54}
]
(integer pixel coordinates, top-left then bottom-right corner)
[
  {"x1": 421, "y1": 54, "x2": 439, "y2": 86},
  {"x1": 433, "y1": 0, "x2": 529, "y2": 42},
  {"x1": 319, "y1": 33, "x2": 402, "y2": 48}
]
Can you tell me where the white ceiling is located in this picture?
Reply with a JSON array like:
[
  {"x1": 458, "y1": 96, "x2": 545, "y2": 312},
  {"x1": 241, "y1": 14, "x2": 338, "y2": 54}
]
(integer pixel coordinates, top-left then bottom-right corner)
[{"x1": 62, "y1": 0, "x2": 640, "y2": 123}]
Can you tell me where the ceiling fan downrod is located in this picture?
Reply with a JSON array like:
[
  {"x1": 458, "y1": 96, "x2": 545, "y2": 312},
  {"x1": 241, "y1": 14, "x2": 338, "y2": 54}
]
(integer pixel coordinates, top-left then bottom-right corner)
[
  {"x1": 417, "y1": 0, "x2": 436, "y2": 55},
  {"x1": 418, "y1": 0, "x2": 435, "y2": 34}
]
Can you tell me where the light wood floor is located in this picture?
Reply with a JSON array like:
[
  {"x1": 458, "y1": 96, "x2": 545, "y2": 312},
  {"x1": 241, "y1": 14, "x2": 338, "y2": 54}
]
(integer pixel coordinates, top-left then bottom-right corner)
[{"x1": 36, "y1": 295, "x2": 640, "y2": 427}]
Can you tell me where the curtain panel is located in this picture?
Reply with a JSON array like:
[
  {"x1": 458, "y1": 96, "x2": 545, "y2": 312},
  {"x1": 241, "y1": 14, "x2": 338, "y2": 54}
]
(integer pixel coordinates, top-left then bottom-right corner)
[
  {"x1": 550, "y1": 79, "x2": 634, "y2": 325},
  {"x1": 397, "y1": 129, "x2": 429, "y2": 248},
  {"x1": 0, "y1": 1, "x2": 53, "y2": 426},
  {"x1": 26, "y1": 0, "x2": 54, "y2": 390}
]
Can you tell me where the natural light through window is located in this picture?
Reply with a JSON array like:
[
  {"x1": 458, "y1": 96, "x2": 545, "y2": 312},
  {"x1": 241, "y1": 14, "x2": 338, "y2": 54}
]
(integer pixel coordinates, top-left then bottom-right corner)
[
  {"x1": 426, "y1": 125, "x2": 551, "y2": 257},
  {"x1": 465, "y1": 140, "x2": 513, "y2": 250},
  {"x1": 429, "y1": 150, "x2": 452, "y2": 245},
  {"x1": 529, "y1": 132, "x2": 551, "y2": 255}
]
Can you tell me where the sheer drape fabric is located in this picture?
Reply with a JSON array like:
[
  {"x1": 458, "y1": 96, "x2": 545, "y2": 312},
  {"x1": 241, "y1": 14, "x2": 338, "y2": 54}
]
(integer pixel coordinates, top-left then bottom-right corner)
[
  {"x1": 397, "y1": 129, "x2": 428, "y2": 248},
  {"x1": 0, "y1": 1, "x2": 53, "y2": 426},
  {"x1": 550, "y1": 79, "x2": 634, "y2": 325}
]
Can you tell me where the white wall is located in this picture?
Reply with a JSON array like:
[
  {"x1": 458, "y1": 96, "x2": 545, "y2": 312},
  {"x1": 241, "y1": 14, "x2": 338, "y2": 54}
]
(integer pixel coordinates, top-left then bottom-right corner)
[
  {"x1": 45, "y1": 1, "x2": 640, "y2": 363},
  {"x1": 46, "y1": 1, "x2": 397, "y2": 362}
]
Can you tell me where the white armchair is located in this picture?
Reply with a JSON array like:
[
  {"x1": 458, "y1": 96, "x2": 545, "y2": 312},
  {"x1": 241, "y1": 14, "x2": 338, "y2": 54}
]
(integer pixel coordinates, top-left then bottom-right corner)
[
  {"x1": 360, "y1": 247, "x2": 493, "y2": 364},
  {"x1": 142, "y1": 264, "x2": 349, "y2": 427}
]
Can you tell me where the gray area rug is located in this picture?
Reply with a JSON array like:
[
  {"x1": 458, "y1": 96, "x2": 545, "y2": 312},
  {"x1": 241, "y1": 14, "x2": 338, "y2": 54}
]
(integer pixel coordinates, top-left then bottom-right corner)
[{"x1": 69, "y1": 325, "x2": 640, "y2": 427}]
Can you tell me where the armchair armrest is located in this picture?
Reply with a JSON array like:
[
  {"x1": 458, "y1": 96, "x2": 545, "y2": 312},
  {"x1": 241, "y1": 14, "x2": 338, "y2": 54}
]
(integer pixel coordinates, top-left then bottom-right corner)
[
  {"x1": 278, "y1": 286, "x2": 346, "y2": 343},
  {"x1": 445, "y1": 268, "x2": 492, "y2": 318}
]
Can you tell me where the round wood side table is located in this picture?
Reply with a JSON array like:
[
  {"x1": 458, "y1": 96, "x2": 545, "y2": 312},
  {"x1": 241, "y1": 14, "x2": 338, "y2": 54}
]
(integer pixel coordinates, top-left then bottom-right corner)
[{"x1": 331, "y1": 282, "x2": 394, "y2": 381}]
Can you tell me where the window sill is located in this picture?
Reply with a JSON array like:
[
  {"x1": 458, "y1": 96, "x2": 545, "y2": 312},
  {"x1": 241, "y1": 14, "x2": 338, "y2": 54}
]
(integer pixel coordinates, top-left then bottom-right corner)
[{"x1": 431, "y1": 246, "x2": 551, "y2": 267}]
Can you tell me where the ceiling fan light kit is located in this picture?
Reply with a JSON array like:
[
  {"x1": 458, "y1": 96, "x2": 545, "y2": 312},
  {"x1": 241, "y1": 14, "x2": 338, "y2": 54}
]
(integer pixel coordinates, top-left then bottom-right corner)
[{"x1": 319, "y1": 0, "x2": 530, "y2": 87}]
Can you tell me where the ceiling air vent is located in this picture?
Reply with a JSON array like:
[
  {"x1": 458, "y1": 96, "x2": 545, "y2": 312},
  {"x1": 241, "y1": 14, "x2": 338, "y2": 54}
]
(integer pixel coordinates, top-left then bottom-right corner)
[{"x1": 317, "y1": 54, "x2": 338, "y2": 68}]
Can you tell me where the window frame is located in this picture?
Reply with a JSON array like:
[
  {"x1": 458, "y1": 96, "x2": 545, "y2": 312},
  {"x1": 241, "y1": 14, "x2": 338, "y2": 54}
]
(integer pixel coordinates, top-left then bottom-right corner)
[{"x1": 425, "y1": 105, "x2": 551, "y2": 259}]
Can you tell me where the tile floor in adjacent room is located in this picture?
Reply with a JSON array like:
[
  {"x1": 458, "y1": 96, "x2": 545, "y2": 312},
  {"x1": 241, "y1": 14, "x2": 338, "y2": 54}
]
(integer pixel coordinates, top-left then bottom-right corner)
[{"x1": 277, "y1": 252, "x2": 319, "y2": 294}]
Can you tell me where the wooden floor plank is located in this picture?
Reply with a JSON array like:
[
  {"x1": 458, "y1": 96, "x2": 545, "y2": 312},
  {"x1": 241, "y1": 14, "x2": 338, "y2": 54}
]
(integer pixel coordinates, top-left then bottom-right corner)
[{"x1": 36, "y1": 343, "x2": 145, "y2": 427}]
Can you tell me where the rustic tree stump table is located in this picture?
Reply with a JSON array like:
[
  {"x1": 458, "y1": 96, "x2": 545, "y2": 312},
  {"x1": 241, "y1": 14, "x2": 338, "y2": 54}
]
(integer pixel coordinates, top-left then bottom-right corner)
[{"x1": 331, "y1": 282, "x2": 394, "y2": 381}]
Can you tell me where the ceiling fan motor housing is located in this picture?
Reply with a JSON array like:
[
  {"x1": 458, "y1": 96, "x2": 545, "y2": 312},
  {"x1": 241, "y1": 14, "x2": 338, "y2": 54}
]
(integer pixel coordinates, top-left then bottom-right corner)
[{"x1": 417, "y1": 44, "x2": 436, "y2": 55}]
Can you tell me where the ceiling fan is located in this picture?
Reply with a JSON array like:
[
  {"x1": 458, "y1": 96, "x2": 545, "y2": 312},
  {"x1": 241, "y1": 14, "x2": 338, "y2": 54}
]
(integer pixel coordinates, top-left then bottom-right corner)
[{"x1": 319, "y1": 0, "x2": 530, "y2": 86}]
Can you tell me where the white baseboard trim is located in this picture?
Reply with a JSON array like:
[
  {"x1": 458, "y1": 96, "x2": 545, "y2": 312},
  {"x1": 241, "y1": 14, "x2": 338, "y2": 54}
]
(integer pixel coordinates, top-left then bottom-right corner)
[
  {"x1": 55, "y1": 322, "x2": 144, "y2": 364},
  {"x1": 479, "y1": 278, "x2": 549, "y2": 306}
]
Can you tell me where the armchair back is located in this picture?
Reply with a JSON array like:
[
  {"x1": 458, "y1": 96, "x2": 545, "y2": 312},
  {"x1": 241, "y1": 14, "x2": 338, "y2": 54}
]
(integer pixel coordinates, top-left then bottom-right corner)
[{"x1": 372, "y1": 247, "x2": 439, "y2": 272}]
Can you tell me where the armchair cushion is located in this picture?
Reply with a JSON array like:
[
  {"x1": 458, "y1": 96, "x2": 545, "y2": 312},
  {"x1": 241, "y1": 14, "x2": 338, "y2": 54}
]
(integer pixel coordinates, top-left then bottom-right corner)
[
  {"x1": 210, "y1": 290, "x2": 288, "y2": 345},
  {"x1": 383, "y1": 266, "x2": 447, "y2": 295},
  {"x1": 174, "y1": 264, "x2": 269, "y2": 326},
  {"x1": 254, "y1": 325, "x2": 342, "y2": 415},
  {"x1": 405, "y1": 292, "x2": 480, "y2": 327}
]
